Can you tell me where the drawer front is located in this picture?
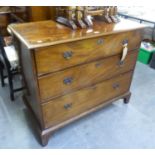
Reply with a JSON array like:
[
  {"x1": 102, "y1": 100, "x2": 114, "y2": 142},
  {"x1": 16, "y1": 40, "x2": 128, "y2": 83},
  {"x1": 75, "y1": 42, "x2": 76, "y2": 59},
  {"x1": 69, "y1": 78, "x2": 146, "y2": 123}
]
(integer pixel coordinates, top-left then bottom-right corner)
[
  {"x1": 35, "y1": 30, "x2": 141, "y2": 75},
  {"x1": 38, "y1": 51, "x2": 138, "y2": 101},
  {"x1": 42, "y1": 71, "x2": 133, "y2": 128}
]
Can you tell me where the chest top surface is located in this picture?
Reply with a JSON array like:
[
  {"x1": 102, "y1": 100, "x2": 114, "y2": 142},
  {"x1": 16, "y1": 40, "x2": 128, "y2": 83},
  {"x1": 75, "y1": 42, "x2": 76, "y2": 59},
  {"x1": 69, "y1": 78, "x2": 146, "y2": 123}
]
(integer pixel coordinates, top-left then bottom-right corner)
[{"x1": 8, "y1": 19, "x2": 146, "y2": 49}]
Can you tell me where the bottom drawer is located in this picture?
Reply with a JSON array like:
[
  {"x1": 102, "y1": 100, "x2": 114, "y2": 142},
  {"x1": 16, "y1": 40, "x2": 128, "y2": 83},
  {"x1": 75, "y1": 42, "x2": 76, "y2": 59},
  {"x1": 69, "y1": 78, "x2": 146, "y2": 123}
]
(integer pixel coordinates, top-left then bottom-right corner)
[{"x1": 42, "y1": 71, "x2": 133, "y2": 128}]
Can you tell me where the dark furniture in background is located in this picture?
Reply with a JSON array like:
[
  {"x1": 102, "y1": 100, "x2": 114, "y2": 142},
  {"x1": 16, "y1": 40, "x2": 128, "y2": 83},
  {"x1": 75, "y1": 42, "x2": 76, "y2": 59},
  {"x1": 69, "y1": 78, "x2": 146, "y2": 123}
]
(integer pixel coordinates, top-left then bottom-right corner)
[
  {"x1": 0, "y1": 34, "x2": 24, "y2": 101},
  {"x1": 0, "y1": 11, "x2": 11, "y2": 36},
  {"x1": 0, "y1": 6, "x2": 56, "y2": 36}
]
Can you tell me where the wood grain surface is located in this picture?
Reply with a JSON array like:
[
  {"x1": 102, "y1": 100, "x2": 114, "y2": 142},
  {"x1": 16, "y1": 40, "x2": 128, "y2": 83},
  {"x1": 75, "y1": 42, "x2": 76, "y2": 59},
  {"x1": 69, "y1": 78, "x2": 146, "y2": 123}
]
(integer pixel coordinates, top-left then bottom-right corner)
[
  {"x1": 8, "y1": 19, "x2": 145, "y2": 49},
  {"x1": 42, "y1": 71, "x2": 133, "y2": 128},
  {"x1": 35, "y1": 30, "x2": 141, "y2": 75},
  {"x1": 38, "y1": 50, "x2": 138, "y2": 101}
]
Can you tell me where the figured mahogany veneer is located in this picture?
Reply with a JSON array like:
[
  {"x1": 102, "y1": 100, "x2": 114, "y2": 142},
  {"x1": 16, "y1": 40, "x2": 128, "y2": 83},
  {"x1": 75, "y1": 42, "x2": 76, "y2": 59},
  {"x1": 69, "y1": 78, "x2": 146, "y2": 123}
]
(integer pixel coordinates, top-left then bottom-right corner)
[
  {"x1": 35, "y1": 30, "x2": 141, "y2": 75},
  {"x1": 42, "y1": 71, "x2": 133, "y2": 128},
  {"x1": 8, "y1": 19, "x2": 146, "y2": 146},
  {"x1": 38, "y1": 50, "x2": 138, "y2": 101}
]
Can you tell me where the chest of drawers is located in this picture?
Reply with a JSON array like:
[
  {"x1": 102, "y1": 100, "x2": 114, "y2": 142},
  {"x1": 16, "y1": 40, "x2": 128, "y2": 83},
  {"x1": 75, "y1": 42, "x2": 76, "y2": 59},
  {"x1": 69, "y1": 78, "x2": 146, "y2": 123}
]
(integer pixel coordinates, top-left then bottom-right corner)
[{"x1": 9, "y1": 19, "x2": 145, "y2": 146}]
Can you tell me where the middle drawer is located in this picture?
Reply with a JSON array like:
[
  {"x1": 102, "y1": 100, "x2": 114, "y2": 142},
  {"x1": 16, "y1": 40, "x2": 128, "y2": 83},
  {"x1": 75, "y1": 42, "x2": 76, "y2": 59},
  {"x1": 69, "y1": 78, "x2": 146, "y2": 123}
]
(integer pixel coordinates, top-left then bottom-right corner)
[{"x1": 38, "y1": 50, "x2": 138, "y2": 102}]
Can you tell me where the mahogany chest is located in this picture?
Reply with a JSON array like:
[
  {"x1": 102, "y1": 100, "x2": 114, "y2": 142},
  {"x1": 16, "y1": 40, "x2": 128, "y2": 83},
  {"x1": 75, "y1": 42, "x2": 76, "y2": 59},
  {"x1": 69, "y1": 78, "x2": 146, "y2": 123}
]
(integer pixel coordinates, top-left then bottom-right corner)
[{"x1": 8, "y1": 19, "x2": 145, "y2": 146}]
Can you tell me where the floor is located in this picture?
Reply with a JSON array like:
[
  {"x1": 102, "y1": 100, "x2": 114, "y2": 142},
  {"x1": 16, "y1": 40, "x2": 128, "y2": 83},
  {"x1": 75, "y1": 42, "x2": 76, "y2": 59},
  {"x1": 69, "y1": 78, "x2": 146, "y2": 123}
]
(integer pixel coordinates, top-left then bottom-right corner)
[{"x1": 0, "y1": 62, "x2": 155, "y2": 149}]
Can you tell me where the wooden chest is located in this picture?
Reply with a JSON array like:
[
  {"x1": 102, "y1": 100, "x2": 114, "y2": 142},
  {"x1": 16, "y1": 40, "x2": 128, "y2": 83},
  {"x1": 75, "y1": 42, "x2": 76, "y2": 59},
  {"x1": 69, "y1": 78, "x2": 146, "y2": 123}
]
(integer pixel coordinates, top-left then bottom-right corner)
[{"x1": 8, "y1": 19, "x2": 145, "y2": 146}]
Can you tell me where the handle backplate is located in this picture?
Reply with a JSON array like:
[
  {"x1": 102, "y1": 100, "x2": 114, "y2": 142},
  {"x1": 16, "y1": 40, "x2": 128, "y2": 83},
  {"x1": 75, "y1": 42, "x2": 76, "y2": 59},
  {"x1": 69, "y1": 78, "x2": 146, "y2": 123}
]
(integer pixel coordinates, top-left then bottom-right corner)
[
  {"x1": 63, "y1": 51, "x2": 73, "y2": 60},
  {"x1": 63, "y1": 77, "x2": 73, "y2": 85},
  {"x1": 64, "y1": 103, "x2": 72, "y2": 110},
  {"x1": 112, "y1": 83, "x2": 120, "y2": 89},
  {"x1": 97, "y1": 38, "x2": 104, "y2": 45}
]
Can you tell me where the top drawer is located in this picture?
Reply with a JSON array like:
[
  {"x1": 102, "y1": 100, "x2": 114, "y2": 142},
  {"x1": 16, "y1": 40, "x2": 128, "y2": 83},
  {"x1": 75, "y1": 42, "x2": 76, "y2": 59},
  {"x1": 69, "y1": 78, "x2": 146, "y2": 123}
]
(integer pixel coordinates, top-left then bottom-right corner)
[{"x1": 34, "y1": 30, "x2": 142, "y2": 75}]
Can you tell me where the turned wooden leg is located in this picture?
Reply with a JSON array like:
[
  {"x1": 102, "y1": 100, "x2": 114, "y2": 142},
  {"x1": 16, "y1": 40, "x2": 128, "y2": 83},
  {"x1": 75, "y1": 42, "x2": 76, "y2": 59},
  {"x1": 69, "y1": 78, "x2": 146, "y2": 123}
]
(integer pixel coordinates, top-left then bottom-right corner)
[{"x1": 123, "y1": 92, "x2": 131, "y2": 104}]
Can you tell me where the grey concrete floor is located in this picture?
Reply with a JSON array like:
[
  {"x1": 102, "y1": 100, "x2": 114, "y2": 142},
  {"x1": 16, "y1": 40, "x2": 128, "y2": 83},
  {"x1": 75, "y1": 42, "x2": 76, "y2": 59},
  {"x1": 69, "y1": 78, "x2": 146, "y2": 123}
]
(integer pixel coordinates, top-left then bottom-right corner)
[{"x1": 0, "y1": 62, "x2": 155, "y2": 148}]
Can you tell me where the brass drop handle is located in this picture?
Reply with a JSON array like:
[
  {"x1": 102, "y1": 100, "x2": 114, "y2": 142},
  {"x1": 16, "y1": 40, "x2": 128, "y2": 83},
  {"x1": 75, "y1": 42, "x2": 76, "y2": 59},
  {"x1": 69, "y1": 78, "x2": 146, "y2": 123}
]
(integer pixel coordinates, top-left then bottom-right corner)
[
  {"x1": 63, "y1": 77, "x2": 73, "y2": 85},
  {"x1": 63, "y1": 51, "x2": 73, "y2": 60},
  {"x1": 95, "y1": 61, "x2": 104, "y2": 68},
  {"x1": 112, "y1": 83, "x2": 120, "y2": 89},
  {"x1": 119, "y1": 40, "x2": 128, "y2": 65},
  {"x1": 64, "y1": 103, "x2": 72, "y2": 110},
  {"x1": 97, "y1": 38, "x2": 104, "y2": 45}
]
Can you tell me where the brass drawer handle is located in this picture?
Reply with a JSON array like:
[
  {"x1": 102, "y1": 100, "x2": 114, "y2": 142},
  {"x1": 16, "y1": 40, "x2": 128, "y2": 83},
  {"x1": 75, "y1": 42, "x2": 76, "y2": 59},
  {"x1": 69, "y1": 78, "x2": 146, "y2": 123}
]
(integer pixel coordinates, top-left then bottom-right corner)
[
  {"x1": 117, "y1": 61, "x2": 124, "y2": 67},
  {"x1": 63, "y1": 51, "x2": 73, "y2": 60},
  {"x1": 64, "y1": 103, "x2": 72, "y2": 110},
  {"x1": 95, "y1": 62, "x2": 103, "y2": 67},
  {"x1": 122, "y1": 39, "x2": 128, "y2": 45},
  {"x1": 97, "y1": 38, "x2": 104, "y2": 45},
  {"x1": 63, "y1": 77, "x2": 73, "y2": 85},
  {"x1": 112, "y1": 83, "x2": 120, "y2": 89}
]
